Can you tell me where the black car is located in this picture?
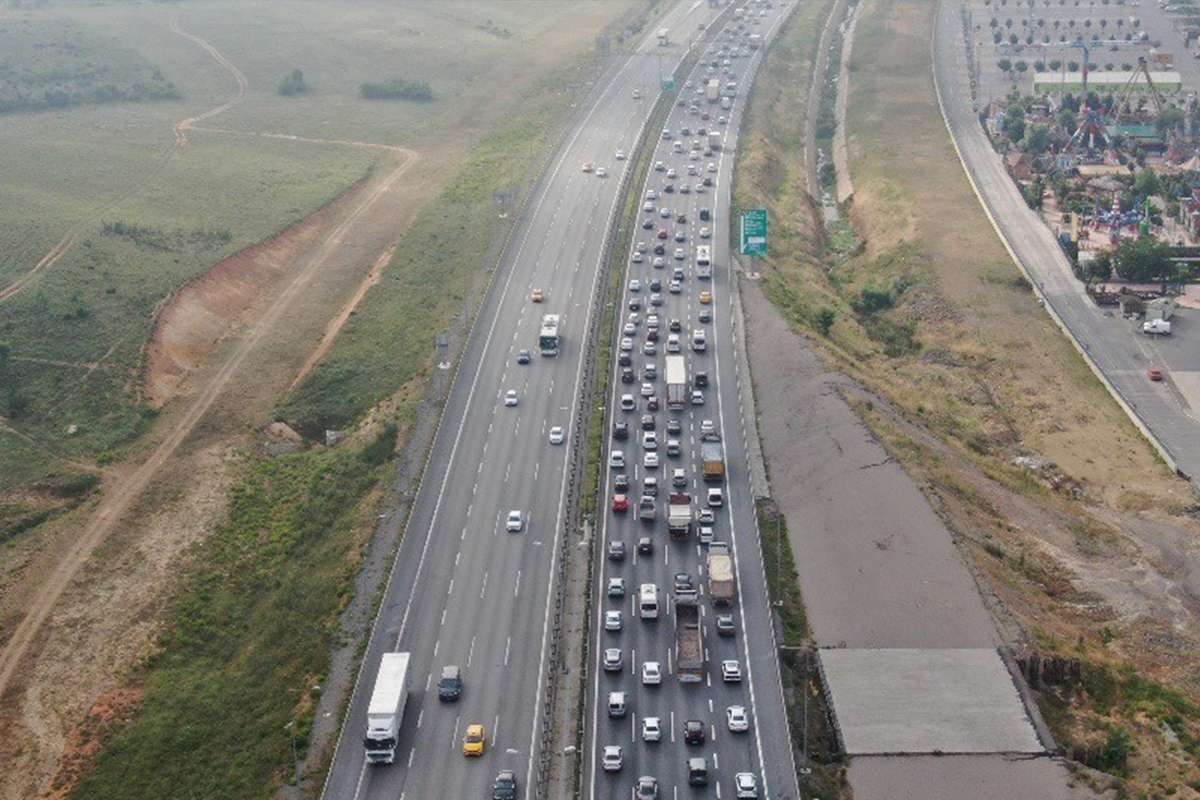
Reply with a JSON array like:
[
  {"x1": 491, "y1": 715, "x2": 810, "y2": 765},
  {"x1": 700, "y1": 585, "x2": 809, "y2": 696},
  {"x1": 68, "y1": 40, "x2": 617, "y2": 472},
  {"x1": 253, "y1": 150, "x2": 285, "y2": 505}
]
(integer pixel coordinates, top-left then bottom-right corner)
[
  {"x1": 640, "y1": 413, "x2": 656, "y2": 431},
  {"x1": 437, "y1": 665, "x2": 462, "y2": 701},
  {"x1": 629, "y1": 298, "x2": 642, "y2": 311},
  {"x1": 619, "y1": 352, "x2": 632, "y2": 367},
  {"x1": 493, "y1": 770, "x2": 518, "y2": 800},
  {"x1": 674, "y1": 572, "x2": 694, "y2": 592},
  {"x1": 702, "y1": 176, "x2": 712, "y2": 187},
  {"x1": 715, "y1": 614, "x2": 736, "y2": 637},
  {"x1": 613, "y1": 421, "x2": 629, "y2": 441},
  {"x1": 694, "y1": 371, "x2": 708, "y2": 388},
  {"x1": 622, "y1": 367, "x2": 636, "y2": 384},
  {"x1": 642, "y1": 218, "x2": 655, "y2": 229},
  {"x1": 699, "y1": 208, "x2": 711, "y2": 221},
  {"x1": 663, "y1": 183, "x2": 675, "y2": 193},
  {"x1": 608, "y1": 541, "x2": 626, "y2": 561},
  {"x1": 654, "y1": 243, "x2": 666, "y2": 255},
  {"x1": 684, "y1": 719, "x2": 706, "y2": 745},
  {"x1": 669, "y1": 318, "x2": 682, "y2": 332},
  {"x1": 667, "y1": 418, "x2": 682, "y2": 435},
  {"x1": 676, "y1": 213, "x2": 687, "y2": 224},
  {"x1": 614, "y1": 473, "x2": 630, "y2": 492},
  {"x1": 650, "y1": 278, "x2": 662, "y2": 292},
  {"x1": 637, "y1": 536, "x2": 653, "y2": 554}
]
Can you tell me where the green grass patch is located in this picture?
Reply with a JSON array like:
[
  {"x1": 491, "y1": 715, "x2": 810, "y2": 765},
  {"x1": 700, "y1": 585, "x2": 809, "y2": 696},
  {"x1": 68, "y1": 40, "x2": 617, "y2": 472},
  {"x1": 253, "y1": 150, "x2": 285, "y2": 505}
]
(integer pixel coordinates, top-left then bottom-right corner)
[
  {"x1": 755, "y1": 499, "x2": 808, "y2": 646},
  {"x1": 70, "y1": 433, "x2": 394, "y2": 800}
]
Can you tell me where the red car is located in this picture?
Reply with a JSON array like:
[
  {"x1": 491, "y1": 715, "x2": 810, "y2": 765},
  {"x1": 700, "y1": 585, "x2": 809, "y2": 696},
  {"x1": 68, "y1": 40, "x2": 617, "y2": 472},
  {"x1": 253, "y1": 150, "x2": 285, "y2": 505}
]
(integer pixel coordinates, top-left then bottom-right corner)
[
  {"x1": 657, "y1": 228, "x2": 669, "y2": 239},
  {"x1": 1148, "y1": 368, "x2": 1164, "y2": 382},
  {"x1": 612, "y1": 493, "x2": 629, "y2": 513}
]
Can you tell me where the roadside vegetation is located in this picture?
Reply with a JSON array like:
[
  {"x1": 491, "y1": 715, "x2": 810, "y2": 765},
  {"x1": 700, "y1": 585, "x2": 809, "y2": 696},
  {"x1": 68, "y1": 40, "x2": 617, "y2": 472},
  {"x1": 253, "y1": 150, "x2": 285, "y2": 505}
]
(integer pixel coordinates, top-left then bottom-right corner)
[
  {"x1": 735, "y1": 0, "x2": 1200, "y2": 791},
  {"x1": 66, "y1": 429, "x2": 395, "y2": 800}
]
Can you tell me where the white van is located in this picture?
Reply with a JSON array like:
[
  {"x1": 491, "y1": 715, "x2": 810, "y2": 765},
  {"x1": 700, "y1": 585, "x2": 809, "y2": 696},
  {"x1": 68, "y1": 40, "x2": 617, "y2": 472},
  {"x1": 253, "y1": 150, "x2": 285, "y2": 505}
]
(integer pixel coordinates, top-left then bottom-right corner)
[
  {"x1": 608, "y1": 691, "x2": 627, "y2": 717},
  {"x1": 639, "y1": 583, "x2": 659, "y2": 619}
]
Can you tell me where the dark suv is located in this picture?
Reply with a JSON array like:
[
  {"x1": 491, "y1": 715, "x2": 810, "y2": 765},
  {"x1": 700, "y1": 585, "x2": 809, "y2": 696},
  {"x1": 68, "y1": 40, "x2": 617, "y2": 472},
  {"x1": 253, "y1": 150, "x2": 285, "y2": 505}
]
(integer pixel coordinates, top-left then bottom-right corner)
[
  {"x1": 493, "y1": 770, "x2": 518, "y2": 800},
  {"x1": 437, "y1": 665, "x2": 462, "y2": 702},
  {"x1": 613, "y1": 421, "x2": 629, "y2": 441},
  {"x1": 684, "y1": 719, "x2": 706, "y2": 745}
]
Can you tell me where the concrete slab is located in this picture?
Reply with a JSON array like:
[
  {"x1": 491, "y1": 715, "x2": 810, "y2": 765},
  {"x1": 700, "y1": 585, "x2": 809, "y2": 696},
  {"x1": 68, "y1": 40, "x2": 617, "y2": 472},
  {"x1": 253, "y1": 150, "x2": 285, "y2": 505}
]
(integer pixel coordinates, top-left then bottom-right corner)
[
  {"x1": 820, "y1": 648, "x2": 1044, "y2": 755},
  {"x1": 1169, "y1": 371, "x2": 1200, "y2": 414},
  {"x1": 848, "y1": 754, "x2": 1100, "y2": 800}
]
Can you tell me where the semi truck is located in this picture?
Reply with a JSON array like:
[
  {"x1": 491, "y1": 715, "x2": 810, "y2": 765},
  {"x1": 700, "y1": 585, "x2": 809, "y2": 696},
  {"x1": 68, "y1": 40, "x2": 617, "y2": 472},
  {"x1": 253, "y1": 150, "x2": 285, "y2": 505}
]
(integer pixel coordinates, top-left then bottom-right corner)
[
  {"x1": 706, "y1": 78, "x2": 720, "y2": 103},
  {"x1": 666, "y1": 355, "x2": 688, "y2": 411},
  {"x1": 707, "y1": 542, "x2": 736, "y2": 606},
  {"x1": 657, "y1": 27, "x2": 670, "y2": 46},
  {"x1": 364, "y1": 652, "x2": 411, "y2": 764},
  {"x1": 668, "y1": 492, "x2": 692, "y2": 539},
  {"x1": 701, "y1": 433, "x2": 725, "y2": 482},
  {"x1": 675, "y1": 598, "x2": 704, "y2": 682}
]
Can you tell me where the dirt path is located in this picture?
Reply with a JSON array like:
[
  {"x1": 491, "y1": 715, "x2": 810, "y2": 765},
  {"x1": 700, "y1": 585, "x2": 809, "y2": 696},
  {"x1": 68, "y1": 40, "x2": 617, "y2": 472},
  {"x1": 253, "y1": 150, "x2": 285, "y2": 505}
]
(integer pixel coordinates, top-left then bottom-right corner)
[
  {"x1": 169, "y1": 14, "x2": 248, "y2": 146},
  {"x1": 0, "y1": 147, "x2": 417, "y2": 709}
]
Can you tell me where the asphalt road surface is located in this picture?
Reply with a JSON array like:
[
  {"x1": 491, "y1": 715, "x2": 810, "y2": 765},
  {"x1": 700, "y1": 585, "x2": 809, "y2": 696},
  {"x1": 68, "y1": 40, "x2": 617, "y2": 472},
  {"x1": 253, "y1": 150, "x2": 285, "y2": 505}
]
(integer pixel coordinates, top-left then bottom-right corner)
[
  {"x1": 584, "y1": 4, "x2": 803, "y2": 800},
  {"x1": 934, "y1": 0, "x2": 1200, "y2": 482},
  {"x1": 319, "y1": 3, "x2": 750, "y2": 800}
]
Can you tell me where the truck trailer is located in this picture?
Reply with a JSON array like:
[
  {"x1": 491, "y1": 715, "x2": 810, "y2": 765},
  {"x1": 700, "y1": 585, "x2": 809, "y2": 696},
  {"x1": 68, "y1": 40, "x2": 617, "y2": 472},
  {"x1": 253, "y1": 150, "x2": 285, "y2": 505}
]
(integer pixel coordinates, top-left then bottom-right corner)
[
  {"x1": 668, "y1": 492, "x2": 692, "y2": 539},
  {"x1": 701, "y1": 433, "x2": 725, "y2": 482},
  {"x1": 706, "y1": 78, "x2": 721, "y2": 103},
  {"x1": 675, "y1": 598, "x2": 704, "y2": 682},
  {"x1": 707, "y1": 542, "x2": 736, "y2": 606},
  {"x1": 364, "y1": 652, "x2": 411, "y2": 764},
  {"x1": 666, "y1": 355, "x2": 688, "y2": 411}
]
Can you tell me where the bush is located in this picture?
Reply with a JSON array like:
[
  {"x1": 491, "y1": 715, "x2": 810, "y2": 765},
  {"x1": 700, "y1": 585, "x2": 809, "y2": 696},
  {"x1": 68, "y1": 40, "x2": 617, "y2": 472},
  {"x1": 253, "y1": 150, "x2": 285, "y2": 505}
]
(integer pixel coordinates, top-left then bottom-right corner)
[
  {"x1": 360, "y1": 78, "x2": 433, "y2": 101},
  {"x1": 278, "y1": 69, "x2": 308, "y2": 97},
  {"x1": 815, "y1": 307, "x2": 836, "y2": 336},
  {"x1": 852, "y1": 286, "x2": 895, "y2": 314}
]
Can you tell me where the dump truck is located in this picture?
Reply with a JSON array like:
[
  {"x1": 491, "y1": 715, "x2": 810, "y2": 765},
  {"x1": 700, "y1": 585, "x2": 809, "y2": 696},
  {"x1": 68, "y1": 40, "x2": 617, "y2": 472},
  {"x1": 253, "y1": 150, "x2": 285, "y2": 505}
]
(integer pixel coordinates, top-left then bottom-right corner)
[
  {"x1": 706, "y1": 78, "x2": 720, "y2": 103},
  {"x1": 364, "y1": 652, "x2": 411, "y2": 764},
  {"x1": 707, "y1": 542, "x2": 735, "y2": 606},
  {"x1": 701, "y1": 433, "x2": 725, "y2": 482},
  {"x1": 666, "y1": 355, "x2": 688, "y2": 411},
  {"x1": 668, "y1": 492, "x2": 692, "y2": 540},
  {"x1": 675, "y1": 599, "x2": 704, "y2": 682}
]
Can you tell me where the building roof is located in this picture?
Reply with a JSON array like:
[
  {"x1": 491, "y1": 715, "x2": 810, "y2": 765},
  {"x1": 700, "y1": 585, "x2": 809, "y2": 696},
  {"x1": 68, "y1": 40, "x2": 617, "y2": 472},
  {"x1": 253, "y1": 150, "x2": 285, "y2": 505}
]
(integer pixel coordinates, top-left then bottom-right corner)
[{"x1": 1033, "y1": 71, "x2": 1182, "y2": 90}]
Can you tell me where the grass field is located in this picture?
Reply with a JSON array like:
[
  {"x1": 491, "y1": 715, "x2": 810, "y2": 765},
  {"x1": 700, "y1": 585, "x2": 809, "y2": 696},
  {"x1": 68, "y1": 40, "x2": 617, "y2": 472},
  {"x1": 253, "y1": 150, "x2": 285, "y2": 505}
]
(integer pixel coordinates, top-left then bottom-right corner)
[
  {"x1": 0, "y1": 0, "x2": 645, "y2": 527},
  {"x1": 735, "y1": 0, "x2": 1200, "y2": 789}
]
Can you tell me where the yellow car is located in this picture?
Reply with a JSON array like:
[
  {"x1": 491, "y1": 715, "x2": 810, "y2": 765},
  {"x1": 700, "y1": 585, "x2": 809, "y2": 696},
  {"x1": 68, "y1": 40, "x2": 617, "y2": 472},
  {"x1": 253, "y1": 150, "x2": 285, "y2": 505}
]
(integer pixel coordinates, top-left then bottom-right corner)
[
  {"x1": 531, "y1": 288, "x2": 545, "y2": 303},
  {"x1": 462, "y1": 723, "x2": 486, "y2": 756},
  {"x1": 699, "y1": 290, "x2": 713, "y2": 305}
]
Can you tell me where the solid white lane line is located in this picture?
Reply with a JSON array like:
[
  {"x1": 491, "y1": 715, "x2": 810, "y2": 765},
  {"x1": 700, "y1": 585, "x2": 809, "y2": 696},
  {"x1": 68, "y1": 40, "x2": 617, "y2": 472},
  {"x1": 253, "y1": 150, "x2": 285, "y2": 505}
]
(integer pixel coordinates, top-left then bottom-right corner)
[
  {"x1": 467, "y1": 634, "x2": 476, "y2": 668},
  {"x1": 514, "y1": 569, "x2": 522, "y2": 598}
]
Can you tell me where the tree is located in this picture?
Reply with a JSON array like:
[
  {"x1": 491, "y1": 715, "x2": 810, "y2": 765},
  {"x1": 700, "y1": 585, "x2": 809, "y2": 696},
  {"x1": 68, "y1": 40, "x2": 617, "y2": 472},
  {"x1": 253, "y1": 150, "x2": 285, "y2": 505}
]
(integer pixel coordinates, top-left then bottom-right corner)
[
  {"x1": 1025, "y1": 123, "x2": 1052, "y2": 153},
  {"x1": 1100, "y1": 17, "x2": 1108, "y2": 27},
  {"x1": 991, "y1": 15, "x2": 1000, "y2": 26},
  {"x1": 1110, "y1": 235, "x2": 1174, "y2": 282},
  {"x1": 1104, "y1": 62, "x2": 1115, "y2": 70},
  {"x1": 1004, "y1": 104, "x2": 1027, "y2": 140},
  {"x1": 1016, "y1": 60, "x2": 1030, "y2": 72},
  {"x1": 1035, "y1": 60, "x2": 1047, "y2": 71},
  {"x1": 994, "y1": 31, "x2": 1004, "y2": 43},
  {"x1": 277, "y1": 68, "x2": 308, "y2": 96},
  {"x1": 1058, "y1": 107, "x2": 1078, "y2": 133},
  {"x1": 1156, "y1": 106, "x2": 1185, "y2": 137},
  {"x1": 1006, "y1": 16, "x2": 1014, "y2": 26},
  {"x1": 1010, "y1": 32, "x2": 1020, "y2": 44},
  {"x1": 1068, "y1": 59, "x2": 1080, "y2": 71},
  {"x1": 1049, "y1": 58, "x2": 1063, "y2": 70},
  {"x1": 998, "y1": 57, "x2": 1014, "y2": 73},
  {"x1": 1134, "y1": 166, "x2": 1161, "y2": 198}
]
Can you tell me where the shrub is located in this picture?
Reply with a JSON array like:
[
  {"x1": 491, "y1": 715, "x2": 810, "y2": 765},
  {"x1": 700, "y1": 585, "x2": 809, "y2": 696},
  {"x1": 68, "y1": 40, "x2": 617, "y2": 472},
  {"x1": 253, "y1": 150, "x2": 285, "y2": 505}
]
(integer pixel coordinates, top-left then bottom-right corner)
[
  {"x1": 360, "y1": 78, "x2": 433, "y2": 101},
  {"x1": 815, "y1": 307, "x2": 836, "y2": 336},
  {"x1": 278, "y1": 69, "x2": 308, "y2": 96}
]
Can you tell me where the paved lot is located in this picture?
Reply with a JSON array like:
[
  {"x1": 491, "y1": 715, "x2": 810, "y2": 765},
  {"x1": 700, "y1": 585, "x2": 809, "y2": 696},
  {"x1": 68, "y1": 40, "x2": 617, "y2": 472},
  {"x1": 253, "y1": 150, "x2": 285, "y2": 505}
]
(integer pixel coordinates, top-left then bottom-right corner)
[
  {"x1": 820, "y1": 649, "x2": 1043, "y2": 755},
  {"x1": 848, "y1": 755, "x2": 1101, "y2": 799},
  {"x1": 936, "y1": 0, "x2": 1200, "y2": 482}
]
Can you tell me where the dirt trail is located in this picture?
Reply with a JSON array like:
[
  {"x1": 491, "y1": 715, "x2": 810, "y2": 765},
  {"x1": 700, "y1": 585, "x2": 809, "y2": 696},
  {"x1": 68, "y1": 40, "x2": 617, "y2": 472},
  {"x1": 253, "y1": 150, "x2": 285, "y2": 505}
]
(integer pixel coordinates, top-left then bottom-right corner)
[
  {"x1": 169, "y1": 14, "x2": 248, "y2": 146},
  {"x1": 0, "y1": 147, "x2": 418, "y2": 709}
]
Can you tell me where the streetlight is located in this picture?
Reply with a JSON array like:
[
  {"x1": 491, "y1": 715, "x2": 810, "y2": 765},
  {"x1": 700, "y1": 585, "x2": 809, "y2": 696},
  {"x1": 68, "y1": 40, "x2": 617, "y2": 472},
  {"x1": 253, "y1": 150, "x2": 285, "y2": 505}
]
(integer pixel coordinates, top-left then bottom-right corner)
[{"x1": 284, "y1": 721, "x2": 300, "y2": 788}]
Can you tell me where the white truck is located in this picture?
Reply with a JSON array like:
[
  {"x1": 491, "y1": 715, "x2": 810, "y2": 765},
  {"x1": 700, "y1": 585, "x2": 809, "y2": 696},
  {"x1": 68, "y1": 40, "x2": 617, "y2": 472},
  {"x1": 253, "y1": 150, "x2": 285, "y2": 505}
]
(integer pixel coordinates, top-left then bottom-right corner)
[
  {"x1": 1143, "y1": 318, "x2": 1172, "y2": 335},
  {"x1": 657, "y1": 27, "x2": 670, "y2": 46},
  {"x1": 666, "y1": 355, "x2": 688, "y2": 410},
  {"x1": 707, "y1": 542, "x2": 736, "y2": 605},
  {"x1": 696, "y1": 245, "x2": 712, "y2": 279},
  {"x1": 364, "y1": 652, "x2": 411, "y2": 764},
  {"x1": 668, "y1": 492, "x2": 693, "y2": 540},
  {"x1": 706, "y1": 78, "x2": 721, "y2": 103},
  {"x1": 708, "y1": 131, "x2": 721, "y2": 150}
]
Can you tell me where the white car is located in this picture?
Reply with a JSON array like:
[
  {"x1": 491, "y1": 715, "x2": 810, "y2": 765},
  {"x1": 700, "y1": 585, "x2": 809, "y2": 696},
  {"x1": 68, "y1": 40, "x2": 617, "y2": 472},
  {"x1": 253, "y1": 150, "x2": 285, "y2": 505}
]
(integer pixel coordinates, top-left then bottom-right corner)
[
  {"x1": 735, "y1": 772, "x2": 758, "y2": 798},
  {"x1": 506, "y1": 510, "x2": 524, "y2": 532},
  {"x1": 691, "y1": 390, "x2": 704, "y2": 406},
  {"x1": 602, "y1": 744, "x2": 623, "y2": 772},
  {"x1": 620, "y1": 337, "x2": 633, "y2": 352},
  {"x1": 699, "y1": 226, "x2": 711, "y2": 238},
  {"x1": 652, "y1": 257, "x2": 665, "y2": 268},
  {"x1": 721, "y1": 659, "x2": 742, "y2": 682},
  {"x1": 623, "y1": 323, "x2": 636, "y2": 337},
  {"x1": 668, "y1": 280, "x2": 682, "y2": 294},
  {"x1": 632, "y1": 252, "x2": 644, "y2": 264},
  {"x1": 603, "y1": 647, "x2": 623, "y2": 671},
  {"x1": 629, "y1": 278, "x2": 642, "y2": 292},
  {"x1": 504, "y1": 390, "x2": 519, "y2": 406},
  {"x1": 666, "y1": 168, "x2": 677, "y2": 179},
  {"x1": 641, "y1": 661, "x2": 662, "y2": 685},
  {"x1": 640, "y1": 382, "x2": 654, "y2": 398},
  {"x1": 644, "y1": 451, "x2": 659, "y2": 469},
  {"x1": 605, "y1": 610, "x2": 623, "y2": 632},
  {"x1": 666, "y1": 335, "x2": 680, "y2": 353},
  {"x1": 609, "y1": 450, "x2": 625, "y2": 468},
  {"x1": 674, "y1": 248, "x2": 686, "y2": 260},
  {"x1": 646, "y1": 189, "x2": 658, "y2": 200},
  {"x1": 643, "y1": 201, "x2": 655, "y2": 212},
  {"x1": 700, "y1": 419, "x2": 715, "y2": 436},
  {"x1": 608, "y1": 577, "x2": 626, "y2": 597},
  {"x1": 687, "y1": 164, "x2": 698, "y2": 175},
  {"x1": 707, "y1": 162, "x2": 717, "y2": 173},
  {"x1": 727, "y1": 705, "x2": 749, "y2": 732},
  {"x1": 596, "y1": 166, "x2": 608, "y2": 177},
  {"x1": 642, "y1": 716, "x2": 662, "y2": 742},
  {"x1": 615, "y1": 150, "x2": 627, "y2": 160},
  {"x1": 549, "y1": 426, "x2": 565, "y2": 445},
  {"x1": 636, "y1": 241, "x2": 649, "y2": 253},
  {"x1": 621, "y1": 394, "x2": 636, "y2": 411},
  {"x1": 679, "y1": 183, "x2": 691, "y2": 194},
  {"x1": 642, "y1": 431, "x2": 658, "y2": 450}
]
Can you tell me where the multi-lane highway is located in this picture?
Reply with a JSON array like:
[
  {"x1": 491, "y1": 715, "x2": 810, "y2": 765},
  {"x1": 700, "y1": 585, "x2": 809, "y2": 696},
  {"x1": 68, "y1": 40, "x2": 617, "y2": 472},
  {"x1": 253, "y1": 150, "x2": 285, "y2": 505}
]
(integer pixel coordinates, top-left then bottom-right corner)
[
  {"x1": 320, "y1": 3, "x2": 750, "y2": 799},
  {"x1": 585, "y1": 3, "x2": 801, "y2": 799}
]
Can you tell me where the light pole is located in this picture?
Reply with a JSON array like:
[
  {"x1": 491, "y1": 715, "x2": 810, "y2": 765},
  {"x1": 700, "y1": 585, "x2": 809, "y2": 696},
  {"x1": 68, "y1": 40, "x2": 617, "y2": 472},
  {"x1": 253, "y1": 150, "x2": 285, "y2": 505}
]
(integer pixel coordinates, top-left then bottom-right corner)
[{"x1": 285, "y1": 721, "x2": 300, "y2": 788}]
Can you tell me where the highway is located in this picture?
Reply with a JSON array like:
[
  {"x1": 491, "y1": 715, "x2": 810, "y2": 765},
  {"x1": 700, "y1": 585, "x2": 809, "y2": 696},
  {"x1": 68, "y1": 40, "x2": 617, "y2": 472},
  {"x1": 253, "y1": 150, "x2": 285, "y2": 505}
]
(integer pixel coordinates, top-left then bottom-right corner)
[
  {"x1": 933, "y1": 0, "x2": 1200, "y2": 481},
  {"x1": 319, "y1": 3, "x2": 745, "y2": 799},
  {"x1": 585, "y1": 3, "x2": 801, "y2": 799}
]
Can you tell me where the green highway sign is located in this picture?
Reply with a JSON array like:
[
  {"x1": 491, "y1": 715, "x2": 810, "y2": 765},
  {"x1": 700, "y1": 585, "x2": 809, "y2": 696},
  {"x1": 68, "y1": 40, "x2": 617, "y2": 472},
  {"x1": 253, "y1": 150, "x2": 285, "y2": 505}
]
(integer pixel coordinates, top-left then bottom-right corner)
[
  {"x1": 661, "y1": 77, "x2": 675, "y2": 91},
  {"x1": 740, "y1": 209, "x2": 767, "y2": 255}
]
